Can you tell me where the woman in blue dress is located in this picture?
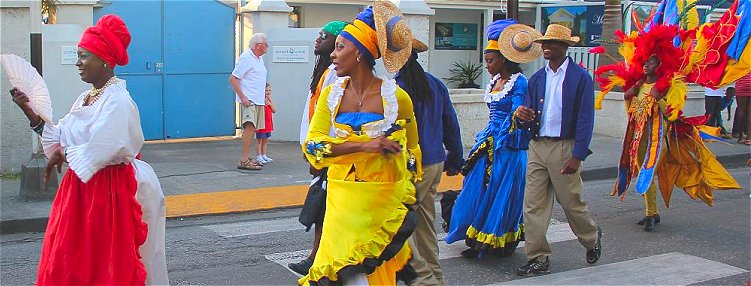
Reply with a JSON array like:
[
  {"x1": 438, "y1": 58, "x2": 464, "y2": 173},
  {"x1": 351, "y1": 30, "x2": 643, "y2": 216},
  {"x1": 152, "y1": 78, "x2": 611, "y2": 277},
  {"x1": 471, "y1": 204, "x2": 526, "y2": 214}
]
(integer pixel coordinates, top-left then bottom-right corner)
[{"x1": 444, "y1": 21, "x2": 543, "y2": 258}]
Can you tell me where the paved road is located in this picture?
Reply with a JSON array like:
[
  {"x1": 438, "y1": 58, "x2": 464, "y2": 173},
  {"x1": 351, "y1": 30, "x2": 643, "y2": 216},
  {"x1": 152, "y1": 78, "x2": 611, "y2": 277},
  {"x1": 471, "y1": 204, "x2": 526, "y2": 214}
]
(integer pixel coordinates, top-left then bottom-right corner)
[{"x1": 2, "y1": 168, "x2": 749, "y2": 285}]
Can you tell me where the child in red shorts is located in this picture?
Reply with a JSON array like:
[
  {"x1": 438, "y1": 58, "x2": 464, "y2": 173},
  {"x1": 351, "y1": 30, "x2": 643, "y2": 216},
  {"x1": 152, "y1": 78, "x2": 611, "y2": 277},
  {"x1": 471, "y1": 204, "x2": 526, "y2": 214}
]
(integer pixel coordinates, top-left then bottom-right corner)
[{"x1": 256, "y1": 83, "x2": 276, "y2": 164}]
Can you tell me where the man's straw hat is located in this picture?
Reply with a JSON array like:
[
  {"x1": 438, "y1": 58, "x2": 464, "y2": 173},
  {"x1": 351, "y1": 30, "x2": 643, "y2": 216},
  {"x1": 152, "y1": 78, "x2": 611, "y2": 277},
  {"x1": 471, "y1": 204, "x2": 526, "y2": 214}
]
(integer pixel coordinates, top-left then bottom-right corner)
[
  {"x1": 374, "y1": 0, "x2": 413, "y2": 73},
  {"x1": 533, "y1": 24, "x2": 580, "y2": 46},
  {"x1": 498, "y1": 24, "x2": 543, "y2": 63},
  {"x1": 412, "y1": 38, "x2": 428, "y2": 53}
]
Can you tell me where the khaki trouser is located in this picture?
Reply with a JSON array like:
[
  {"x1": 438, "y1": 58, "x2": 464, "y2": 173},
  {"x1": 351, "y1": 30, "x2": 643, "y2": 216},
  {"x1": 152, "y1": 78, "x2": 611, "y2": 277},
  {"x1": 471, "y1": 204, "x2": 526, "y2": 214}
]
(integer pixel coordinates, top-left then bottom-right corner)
[
  {"x1": 408, "y1": 163, "x2": 445, "y2": 286},
  {"x1": 523, "y1": 139, "x2": 598, "y2": 262}
]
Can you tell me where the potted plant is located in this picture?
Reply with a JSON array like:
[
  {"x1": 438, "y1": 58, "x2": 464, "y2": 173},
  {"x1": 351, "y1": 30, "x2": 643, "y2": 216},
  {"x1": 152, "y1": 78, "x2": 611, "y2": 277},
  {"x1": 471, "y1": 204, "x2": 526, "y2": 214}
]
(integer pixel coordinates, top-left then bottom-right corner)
[{"x1": 444, "y1": 60, "x2": 482, "y2": 88}]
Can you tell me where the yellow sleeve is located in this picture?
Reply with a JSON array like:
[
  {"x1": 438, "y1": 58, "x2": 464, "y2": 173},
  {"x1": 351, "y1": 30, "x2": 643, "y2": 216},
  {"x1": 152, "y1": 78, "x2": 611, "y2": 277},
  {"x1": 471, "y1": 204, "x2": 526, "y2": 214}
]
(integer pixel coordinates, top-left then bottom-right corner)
[
  {"x1": 302, "y1": 85, "x2": 377, "y2": 169},
  {"x1": 395, "y1": 87, "x2": 423, "y2": 180}
]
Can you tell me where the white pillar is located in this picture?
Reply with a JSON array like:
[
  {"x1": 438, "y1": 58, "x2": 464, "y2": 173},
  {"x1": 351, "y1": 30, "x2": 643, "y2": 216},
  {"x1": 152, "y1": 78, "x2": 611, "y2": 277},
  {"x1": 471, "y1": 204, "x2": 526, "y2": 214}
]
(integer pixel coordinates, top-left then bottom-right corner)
[
  {"x1": 240, "y1": 0, "x2": 292, "y2": 51},
  {"x1": 389, "y1": 0, "x2": 434, "y2": 69}
]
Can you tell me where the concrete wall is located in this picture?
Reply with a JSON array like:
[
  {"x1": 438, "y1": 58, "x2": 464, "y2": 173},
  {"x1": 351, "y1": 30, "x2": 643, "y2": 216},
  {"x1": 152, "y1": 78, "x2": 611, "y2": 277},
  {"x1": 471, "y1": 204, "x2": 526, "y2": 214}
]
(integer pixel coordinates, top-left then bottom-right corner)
[
  {"x1": 264, "y1": 27, "x2": 319, "y2": 141},
  {"x1": 428, "y1": 8, "x2": 484, "y2": 89},
  {"x1": 295, "y1": 3, "x2": 360, "y2": 28},
  {"x1": 54, "y1": 4, "x2": 93, "y2": 26},
  {"x1": 42, "y1": 24, "x2": 89, "y2": 121},
  {"x1": 449, "y1": 90, "x2": 487, "y2": 148},
  {"x1": 0, "y1": 5, "x2": 33, "y2": 173}
]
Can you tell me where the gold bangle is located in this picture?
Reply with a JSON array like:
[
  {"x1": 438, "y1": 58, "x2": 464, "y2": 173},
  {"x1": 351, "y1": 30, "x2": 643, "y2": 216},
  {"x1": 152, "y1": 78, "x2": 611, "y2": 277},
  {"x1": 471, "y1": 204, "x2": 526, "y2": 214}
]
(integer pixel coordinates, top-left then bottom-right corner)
[{"x1": 30, "y1": 115, "x2": 43, "y2": 130}]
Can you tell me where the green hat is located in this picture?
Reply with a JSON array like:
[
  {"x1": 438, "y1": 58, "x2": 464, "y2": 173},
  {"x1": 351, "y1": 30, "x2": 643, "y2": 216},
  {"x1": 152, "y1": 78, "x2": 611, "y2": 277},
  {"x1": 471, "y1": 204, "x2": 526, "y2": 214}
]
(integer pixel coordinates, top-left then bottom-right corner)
[{"x1": 322, "y1": 21, "x2": 348, "y2": 36}]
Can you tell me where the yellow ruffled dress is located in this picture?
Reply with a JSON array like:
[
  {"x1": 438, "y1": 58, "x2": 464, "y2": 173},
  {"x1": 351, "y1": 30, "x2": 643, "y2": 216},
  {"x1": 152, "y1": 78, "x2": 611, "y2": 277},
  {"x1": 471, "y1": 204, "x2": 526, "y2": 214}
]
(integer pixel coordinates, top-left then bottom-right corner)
[{"x1": 300, "y1": 77, "x2": 422, "y2": 286}]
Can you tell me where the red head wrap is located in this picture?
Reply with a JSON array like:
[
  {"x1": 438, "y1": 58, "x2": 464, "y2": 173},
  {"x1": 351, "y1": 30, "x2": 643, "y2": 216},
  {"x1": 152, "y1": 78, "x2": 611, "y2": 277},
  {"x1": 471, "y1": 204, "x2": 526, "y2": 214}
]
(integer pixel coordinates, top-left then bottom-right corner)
[{"x1": 78, "y1": 14, "x2": 131, "y2": 67}]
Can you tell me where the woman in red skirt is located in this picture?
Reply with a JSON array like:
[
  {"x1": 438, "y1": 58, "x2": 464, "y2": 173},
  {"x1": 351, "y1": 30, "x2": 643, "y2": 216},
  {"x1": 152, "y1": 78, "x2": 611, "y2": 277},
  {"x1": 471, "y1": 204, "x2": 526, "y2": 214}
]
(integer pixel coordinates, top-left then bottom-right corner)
[{"x1": 10, "y1": 15, "x2": 165, "y2": 285}]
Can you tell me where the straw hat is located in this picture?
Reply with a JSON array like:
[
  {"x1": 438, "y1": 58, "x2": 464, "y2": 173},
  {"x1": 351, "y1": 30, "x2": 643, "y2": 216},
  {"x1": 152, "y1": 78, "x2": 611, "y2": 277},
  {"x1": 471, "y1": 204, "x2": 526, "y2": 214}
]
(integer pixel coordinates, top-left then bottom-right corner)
[
  {"x1": 412, "y1": 38, "x2": 428, "y2": 53},
  {"x1": 498, "y1": 24, "x2": 543, "y2": 64},
  {"x1": 534, "y1": 24, "x2": 580, "y2": 46},
  {"x1": 374, "y1": 0, "x2": 413, "y2": 73}
]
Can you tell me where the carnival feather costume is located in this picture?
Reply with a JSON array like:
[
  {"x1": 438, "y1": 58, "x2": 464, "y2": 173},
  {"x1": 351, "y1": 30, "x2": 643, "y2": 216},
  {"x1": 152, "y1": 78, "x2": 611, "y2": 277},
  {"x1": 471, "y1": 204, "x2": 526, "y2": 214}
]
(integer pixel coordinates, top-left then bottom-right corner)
[{"x1": 593, "y1": 0, "x2": 744, "y2": 206}]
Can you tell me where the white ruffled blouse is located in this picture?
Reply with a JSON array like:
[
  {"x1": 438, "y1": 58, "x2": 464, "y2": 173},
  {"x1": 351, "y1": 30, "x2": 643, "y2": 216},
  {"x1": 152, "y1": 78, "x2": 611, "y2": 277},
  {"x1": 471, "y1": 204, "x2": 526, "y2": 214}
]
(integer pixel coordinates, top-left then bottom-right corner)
[{"x1": 42, "y1": 80, "x2": 143, "y2": 183}]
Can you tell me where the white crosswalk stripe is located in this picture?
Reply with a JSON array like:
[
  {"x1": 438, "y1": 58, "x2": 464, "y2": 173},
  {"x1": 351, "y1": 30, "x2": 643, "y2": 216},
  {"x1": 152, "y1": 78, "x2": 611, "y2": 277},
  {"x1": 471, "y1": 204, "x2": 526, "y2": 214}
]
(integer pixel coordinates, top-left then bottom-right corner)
[
  {"x1": 262, "y1": 219, "x2": 573, "y2": 277},
  {"x1": 494, "y1": 252, "x2": 748, "y2": 285},
  {"x1": 205, "y1": 216, "x2": 748, "y2": 285}
]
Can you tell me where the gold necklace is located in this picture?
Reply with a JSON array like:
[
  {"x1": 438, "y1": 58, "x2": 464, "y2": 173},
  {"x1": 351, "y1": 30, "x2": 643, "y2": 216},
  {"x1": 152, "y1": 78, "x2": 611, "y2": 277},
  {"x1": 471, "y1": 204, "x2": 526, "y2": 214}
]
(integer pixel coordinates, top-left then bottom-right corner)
[
  {"x1": 351, "y1": 76, "x2": 376, "y2": 107},
  {"x1": 84, "y1": 76, "x2": 119, "y2": 106}
]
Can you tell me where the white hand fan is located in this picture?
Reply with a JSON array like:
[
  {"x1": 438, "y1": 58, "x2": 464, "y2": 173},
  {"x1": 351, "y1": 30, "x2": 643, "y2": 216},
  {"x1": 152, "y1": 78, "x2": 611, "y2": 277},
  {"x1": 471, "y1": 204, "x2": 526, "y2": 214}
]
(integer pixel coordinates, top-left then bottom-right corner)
[{"x1": 1, "y1": 54, "x2": 53, "y2": 123}]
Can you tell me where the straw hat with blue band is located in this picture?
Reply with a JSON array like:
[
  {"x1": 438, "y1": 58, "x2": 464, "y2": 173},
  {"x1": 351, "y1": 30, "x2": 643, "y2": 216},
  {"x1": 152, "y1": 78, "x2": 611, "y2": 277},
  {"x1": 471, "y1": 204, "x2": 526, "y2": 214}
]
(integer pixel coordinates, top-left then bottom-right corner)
[
  {"x1": 497, "y1": 24, "x2": 543, "y2": 63},
  {"x1": 485, "y1": 19, "x2": 517, "y2": 52},
  {"x1": 341, "y1": 6, "x2": 380, "y2": 65},
  {"x1": 374, "y1": 0, "x2": 414, "y2": 73}
]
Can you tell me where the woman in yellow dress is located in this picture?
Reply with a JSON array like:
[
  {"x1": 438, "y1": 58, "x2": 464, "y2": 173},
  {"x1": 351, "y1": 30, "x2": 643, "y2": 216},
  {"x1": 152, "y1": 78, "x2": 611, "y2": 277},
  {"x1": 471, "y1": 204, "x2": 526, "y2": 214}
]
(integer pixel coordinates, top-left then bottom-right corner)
[{"x1": 299, "y1": 1, "x2": 420, "y2": 285}]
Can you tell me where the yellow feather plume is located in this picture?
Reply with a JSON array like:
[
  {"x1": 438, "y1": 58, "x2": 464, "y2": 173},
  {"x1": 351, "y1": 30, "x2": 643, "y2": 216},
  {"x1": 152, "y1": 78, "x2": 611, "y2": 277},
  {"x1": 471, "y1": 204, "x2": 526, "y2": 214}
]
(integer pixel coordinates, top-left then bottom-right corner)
[
  {"x1": 595, "y1": 75, "x2": 625, "y2": 110},
  {"x1": 665, "y1": 75, "x2": 688, "y2": 121}
]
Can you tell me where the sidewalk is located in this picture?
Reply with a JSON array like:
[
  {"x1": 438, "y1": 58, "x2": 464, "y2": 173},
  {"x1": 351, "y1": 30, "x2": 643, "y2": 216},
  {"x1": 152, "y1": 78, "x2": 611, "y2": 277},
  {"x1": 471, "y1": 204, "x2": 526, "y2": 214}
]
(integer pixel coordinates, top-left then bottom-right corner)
[{"x1": 1, "y1": 134, "x2": 748, "y2": 234}]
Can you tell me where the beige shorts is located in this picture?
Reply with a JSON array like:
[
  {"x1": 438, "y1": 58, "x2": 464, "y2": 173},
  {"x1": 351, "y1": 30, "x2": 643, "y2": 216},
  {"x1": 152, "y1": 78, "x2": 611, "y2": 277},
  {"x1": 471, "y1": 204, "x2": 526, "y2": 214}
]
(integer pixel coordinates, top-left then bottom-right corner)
[{"x1": 241, "y1": 104, "x2": 265, "y2": 129}]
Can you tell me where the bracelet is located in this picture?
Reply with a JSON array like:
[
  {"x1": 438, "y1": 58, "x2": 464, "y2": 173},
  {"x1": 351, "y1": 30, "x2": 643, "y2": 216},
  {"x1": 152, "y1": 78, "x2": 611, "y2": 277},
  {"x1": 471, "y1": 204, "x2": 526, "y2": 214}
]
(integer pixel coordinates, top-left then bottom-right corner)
[{"x1": 30, "y1": 115, "x2": 43, "y2": 130}]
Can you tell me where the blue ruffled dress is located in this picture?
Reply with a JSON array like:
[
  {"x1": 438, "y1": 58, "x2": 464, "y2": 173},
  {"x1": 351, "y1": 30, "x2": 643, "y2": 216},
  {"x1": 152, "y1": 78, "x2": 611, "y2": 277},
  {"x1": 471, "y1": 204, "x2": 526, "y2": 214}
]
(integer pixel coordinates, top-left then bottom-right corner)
[{"x1": 444, "y1": 73, "x2": 529, "y2": 256}]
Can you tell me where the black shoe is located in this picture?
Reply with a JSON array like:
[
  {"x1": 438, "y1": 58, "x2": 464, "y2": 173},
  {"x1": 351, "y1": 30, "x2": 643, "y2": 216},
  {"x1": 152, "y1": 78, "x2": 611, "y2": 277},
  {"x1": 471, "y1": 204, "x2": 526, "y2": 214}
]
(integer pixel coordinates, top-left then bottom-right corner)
[
  {"x1": 516, "y1": 257, "x2": 551, "y2": 276},
  {"x1": 288, "y1": 257, "x2": 313, "y2": 276},
  {"x1": 637, "y1": 214, "x2": 661, "y2": 225},
  {"x1": 586, "y1": 227, "x2": 602, "y2": 264},
  {"x1": 461, "y1": 248, "x2": 480, "y2": 259},
  {"x1": 501, "y1": 241, "x2": 519, "y2": 257},
  {"x1": 643, "y1": 216, "x2": 655, "y2": 231}
]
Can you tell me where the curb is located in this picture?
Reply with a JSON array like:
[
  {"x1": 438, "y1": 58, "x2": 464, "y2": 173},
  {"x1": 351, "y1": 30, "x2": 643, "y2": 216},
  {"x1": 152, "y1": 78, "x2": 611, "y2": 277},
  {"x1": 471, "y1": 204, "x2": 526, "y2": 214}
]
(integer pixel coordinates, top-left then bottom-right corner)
[{"x1": 2, "y1": 153, "x2": 747, "y2": 235}]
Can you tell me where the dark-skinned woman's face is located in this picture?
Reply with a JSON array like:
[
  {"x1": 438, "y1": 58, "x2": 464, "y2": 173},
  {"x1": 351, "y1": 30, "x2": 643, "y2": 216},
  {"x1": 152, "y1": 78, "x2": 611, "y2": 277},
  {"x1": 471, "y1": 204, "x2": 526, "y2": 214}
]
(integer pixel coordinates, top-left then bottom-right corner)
[
  {"x1": 314, "y1": 31, "x2": 336, "y2": 56},
  {"x1": 484, "y1": 51, "x2": 503, "y2": 75},
  {"x1": 76, "y1": 47, "x2": 107, "y2": 84},
  {"x1": 643, "y1": 55, "x2": 660, "y2": 76},
  {"x1": 330, "y1": 36, "x2": 362, "y2": 77}
]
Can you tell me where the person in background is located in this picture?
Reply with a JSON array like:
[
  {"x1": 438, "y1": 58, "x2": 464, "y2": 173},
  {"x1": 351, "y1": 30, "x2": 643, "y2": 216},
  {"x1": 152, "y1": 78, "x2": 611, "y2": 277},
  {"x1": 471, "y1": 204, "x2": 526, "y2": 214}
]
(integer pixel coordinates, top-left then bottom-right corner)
[
  {"x1": 255, "y1": 83, "x2": 276, "y2": 164},
  {"x1": 732, "y1": 72, "x2": 750, "y2": 144},
  {"x1": 289, "y1": 20, "x2": 346, "y2": 276},
  {"x1": 721, "y1": 87, "x2": 735, "y2": 139},
  {"x1": 704, "y1": 86, "x2": 728, "y2": 136},
  {"x1": 395, "y1": 39, "x2": 463, "y2": 286},
  {"x1": 230, "y1": 33, "x2": 268, "y2": 170}
]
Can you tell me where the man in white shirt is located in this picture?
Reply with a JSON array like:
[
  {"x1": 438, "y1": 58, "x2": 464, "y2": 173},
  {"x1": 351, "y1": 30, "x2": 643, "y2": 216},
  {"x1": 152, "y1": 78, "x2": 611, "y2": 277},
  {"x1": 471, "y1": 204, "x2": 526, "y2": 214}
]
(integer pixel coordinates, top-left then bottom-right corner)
[
  {"x1": 515, "y1": 24, "x2": 601, "y2": 277},
  {"x1": 230, "y1": 33, "x2": 268, "y2": 170}
]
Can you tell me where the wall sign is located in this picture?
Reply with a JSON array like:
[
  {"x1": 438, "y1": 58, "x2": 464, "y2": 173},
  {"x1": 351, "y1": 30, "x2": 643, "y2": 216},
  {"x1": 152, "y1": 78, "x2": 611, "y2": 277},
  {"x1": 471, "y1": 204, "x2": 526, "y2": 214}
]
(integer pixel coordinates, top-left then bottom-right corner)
[
  {"x1": 61, "y1": 45, "x2": 78, "y2": 65},
  {"x1": 540, "y1": 5, "x2": 604, "y2": 47},
  {"x1": 272, "y1": 46, "x2": 309, "y2": 63},
  {"x1": 435, "y1": 23, "x2": 478, "y2": 50}
]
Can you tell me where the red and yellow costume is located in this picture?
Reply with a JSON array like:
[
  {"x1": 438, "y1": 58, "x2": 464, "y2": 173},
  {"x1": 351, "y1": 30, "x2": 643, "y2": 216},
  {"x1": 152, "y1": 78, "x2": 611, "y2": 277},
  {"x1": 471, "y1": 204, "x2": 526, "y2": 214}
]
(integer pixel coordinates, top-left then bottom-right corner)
[{"x1": 594, "y1": 0, "x2": 744, "y2": 212}]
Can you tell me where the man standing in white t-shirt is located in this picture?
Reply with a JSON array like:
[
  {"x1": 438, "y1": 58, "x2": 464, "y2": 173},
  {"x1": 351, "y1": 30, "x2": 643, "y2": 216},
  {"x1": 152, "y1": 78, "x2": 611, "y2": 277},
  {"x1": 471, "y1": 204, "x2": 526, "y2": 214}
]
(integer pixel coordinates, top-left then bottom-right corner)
[{"x1": 230, "y1": 33, "x2": 268, "y2": 170}]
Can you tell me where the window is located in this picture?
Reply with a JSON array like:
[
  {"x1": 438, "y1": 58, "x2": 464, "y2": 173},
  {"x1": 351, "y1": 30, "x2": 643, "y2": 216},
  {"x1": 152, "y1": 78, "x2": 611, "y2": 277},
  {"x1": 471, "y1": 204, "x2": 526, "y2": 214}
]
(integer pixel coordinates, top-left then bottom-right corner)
[{"x1": 289, "y1": 6, "x2": 301, "y2": 28}]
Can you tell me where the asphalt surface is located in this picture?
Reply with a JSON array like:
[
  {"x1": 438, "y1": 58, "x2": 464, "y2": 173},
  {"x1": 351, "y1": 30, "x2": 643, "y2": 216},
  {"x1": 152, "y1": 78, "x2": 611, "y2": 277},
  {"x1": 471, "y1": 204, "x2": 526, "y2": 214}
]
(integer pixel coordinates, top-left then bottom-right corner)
[{"x1": 1, "y1": 168, "x2": 749, "y2": 285}]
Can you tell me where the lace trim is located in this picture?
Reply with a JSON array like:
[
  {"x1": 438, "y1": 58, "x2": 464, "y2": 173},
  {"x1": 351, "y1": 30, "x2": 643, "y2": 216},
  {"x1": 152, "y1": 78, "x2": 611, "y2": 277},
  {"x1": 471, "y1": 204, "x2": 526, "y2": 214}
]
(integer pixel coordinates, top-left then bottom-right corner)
[
  {"x1": 327, "y1": 76, "x2": 399, "y2": 138},
  {"x1": 484, "y1": 73, "x2": 522, "y2": 103}
]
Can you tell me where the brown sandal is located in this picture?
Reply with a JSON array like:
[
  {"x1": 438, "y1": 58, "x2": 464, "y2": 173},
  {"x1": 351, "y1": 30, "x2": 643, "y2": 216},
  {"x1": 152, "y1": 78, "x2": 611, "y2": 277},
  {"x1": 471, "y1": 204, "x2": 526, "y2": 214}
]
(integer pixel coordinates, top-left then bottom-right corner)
[{"x1": 237, "y1": 159, "x2": 262, "y2": 170}]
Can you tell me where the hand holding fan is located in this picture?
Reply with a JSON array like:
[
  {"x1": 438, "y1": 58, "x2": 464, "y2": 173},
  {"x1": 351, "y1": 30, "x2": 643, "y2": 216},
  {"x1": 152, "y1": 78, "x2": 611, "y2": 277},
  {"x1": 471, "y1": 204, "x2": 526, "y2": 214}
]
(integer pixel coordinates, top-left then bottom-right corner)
[{"x1": 1, "y1": 54, "x2": 53, "y2": 123}]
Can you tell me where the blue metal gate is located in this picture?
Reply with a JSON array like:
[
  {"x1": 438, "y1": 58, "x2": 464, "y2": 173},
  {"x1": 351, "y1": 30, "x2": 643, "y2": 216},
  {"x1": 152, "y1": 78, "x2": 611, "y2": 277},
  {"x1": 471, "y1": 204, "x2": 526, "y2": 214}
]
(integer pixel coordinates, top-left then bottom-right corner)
[{"x1": 95, "y1": 0, "x2": 236, "y2": 140}]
